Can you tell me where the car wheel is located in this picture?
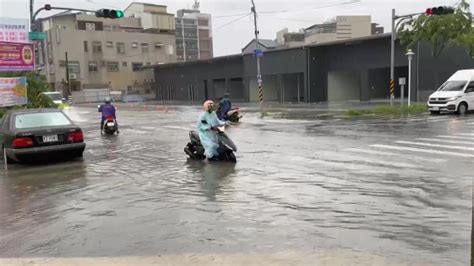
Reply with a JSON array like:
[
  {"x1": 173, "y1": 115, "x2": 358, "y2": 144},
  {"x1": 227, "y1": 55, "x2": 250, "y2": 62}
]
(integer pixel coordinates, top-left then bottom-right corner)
[
  {"x1": 457, "y1": 103, "x2": 468, "y2": 115},
  {"x1": 430, "y1": 111, "x2": 440, "y2": 115}
]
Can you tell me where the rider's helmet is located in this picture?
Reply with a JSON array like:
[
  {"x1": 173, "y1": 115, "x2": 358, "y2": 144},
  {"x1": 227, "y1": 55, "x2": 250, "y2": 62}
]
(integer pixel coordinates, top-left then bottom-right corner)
[{"x1": 104, "y1": 96, "x2": 111, "y2": 104}]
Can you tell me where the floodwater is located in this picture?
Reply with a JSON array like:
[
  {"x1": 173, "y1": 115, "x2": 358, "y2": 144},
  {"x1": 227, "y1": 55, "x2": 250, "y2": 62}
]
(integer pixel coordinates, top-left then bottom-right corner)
[{"x1": 0, "y1": 105, "x2": 472, "y2": 265}]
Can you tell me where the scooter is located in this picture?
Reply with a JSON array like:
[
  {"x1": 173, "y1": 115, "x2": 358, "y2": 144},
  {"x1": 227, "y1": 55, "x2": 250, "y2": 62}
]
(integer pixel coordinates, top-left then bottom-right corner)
[
  {"x1": 102, "y1": 115, "x2": 118, "y2": 135},
  {"x1": 217, "y1": 105, "x2": 242, "y2": 123},
  {"x1": 184, "y1": 126, "x2": 237, "y2": 163}
]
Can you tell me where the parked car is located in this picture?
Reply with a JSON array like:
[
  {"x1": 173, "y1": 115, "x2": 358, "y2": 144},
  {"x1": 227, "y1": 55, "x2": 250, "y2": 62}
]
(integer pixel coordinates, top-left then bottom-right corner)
[
  {"x1": 427, "y1": 69, "x2": 474, "y2": 115},
  {"x1": 40, "y1": 91, "x2": 65, "y2": 105},
  {"x1": 0, "y1": 109, "x2": 85, "y2": 163}
]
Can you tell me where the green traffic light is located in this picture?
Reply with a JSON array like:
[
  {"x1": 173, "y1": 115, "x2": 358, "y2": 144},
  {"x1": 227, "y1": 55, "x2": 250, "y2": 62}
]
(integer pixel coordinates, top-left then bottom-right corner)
[{"x1": 116, "y1": 10, "x2": 124, "y2": 18}]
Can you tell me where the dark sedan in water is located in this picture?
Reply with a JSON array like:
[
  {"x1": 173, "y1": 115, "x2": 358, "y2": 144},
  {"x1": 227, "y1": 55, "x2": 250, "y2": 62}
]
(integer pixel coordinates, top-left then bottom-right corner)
[{"x1": 0, "y1": 109, "x2": 85, "y2": 163}]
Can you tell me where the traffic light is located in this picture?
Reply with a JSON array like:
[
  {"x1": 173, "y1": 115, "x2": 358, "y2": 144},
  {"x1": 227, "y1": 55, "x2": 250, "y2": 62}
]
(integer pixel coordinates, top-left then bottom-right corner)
[
  {"x1": 425, "y1": 6, "x2": 455, "y2": 16},
  {"x1": 95, "y1": 9, "x2": 124, "y2": 19}
]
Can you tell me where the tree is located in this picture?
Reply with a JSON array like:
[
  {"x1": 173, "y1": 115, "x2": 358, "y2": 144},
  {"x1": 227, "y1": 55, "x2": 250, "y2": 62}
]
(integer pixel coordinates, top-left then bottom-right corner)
[
  {"x1": 456, "y1": 27, "x2": 474, "y2": 58},
  {"x1": 398, "y1": 0, "x2": 472, "y2": 58}
]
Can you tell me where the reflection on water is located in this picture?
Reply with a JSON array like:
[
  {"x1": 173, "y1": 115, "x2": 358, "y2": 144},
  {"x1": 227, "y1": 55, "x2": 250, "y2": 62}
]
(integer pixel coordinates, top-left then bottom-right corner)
[{"x1": 186, "y1": 160, "x2": 236, "y2": 201}]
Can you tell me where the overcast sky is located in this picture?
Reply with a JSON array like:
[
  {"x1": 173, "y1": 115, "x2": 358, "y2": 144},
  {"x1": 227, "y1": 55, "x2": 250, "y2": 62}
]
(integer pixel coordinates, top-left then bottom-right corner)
[{"x1": 0, "y1": 0, "x2": 471, "y2": 56}]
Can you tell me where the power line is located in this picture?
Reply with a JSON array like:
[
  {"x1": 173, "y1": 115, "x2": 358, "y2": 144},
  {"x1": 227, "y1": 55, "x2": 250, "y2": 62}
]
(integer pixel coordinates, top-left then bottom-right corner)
[
  {"x1": 213, "y1": 13, "x2": 252, "y2": 31},
  {"x1": 259, "y1": 0, "x2": 361, "y2": 15}
]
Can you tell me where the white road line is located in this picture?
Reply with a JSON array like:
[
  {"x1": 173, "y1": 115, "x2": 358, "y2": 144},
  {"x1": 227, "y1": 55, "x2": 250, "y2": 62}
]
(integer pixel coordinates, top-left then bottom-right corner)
[
  {"x1": 455, "y1": 133, "x2": 474, "y2": 136},
  {"x1": 395, "y1": 140, "x2": 474, "y2": 151},
  {"x1": 345, "y1": 148, "x2": 447, "y2": 163},
  {"x1": 416, "y1": 138, "x2": 474, "y2": 146},
  {"x1": 370, "y1": 144, "x2": 474, "y2": 158},
  {"x1": 437, "y1": 135, "x2": 474, "y2": 140},
  {"x1": 467, "y1": 122, "x2": 474, "y2": 125}
]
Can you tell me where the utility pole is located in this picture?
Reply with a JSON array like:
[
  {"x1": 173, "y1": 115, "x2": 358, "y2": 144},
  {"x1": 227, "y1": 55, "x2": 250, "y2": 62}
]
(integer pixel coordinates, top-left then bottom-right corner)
[
  {"x1": 251, "y1": 0, "x2": 264, "y2": 114},
  {"x1": 65, "y1": 52, "x2": 71, "y2": 97},
  {"x1": 390, "y1": 8, "x2": 395, "y2": 106},
  {"x1": 30, "y1": 0, "x2": 34, "y2": 23}
]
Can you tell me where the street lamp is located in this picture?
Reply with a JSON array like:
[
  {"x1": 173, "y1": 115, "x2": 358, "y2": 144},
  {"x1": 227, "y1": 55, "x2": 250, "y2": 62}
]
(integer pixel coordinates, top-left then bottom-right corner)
[{"x1": 405, "y1": 49, "x2": 415, "y2": 107}]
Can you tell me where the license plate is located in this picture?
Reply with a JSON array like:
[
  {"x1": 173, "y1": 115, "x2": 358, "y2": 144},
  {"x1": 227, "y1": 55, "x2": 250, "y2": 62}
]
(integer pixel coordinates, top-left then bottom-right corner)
[
  {"x1": 432, "y1": 107, "x2": 439, "y2": 111},
  {"x1": 43, "y1": 135, "x2": 58, "y2": 143},
  {"x1": 107, "y1": 122, "x2": 115, "y2": 127}
]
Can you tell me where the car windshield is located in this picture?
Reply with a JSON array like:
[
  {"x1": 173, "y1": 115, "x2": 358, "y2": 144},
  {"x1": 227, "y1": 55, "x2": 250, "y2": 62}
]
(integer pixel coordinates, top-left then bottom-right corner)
[
  {"x1": 43, "y1": 93, "x2": 62, "y2": 101},
  {"x1": 438, "y1": 81, "x2": 467, "y2": 91},
  {"x1": 14, "y1": 112, "x2": 71, "y2": 129}
]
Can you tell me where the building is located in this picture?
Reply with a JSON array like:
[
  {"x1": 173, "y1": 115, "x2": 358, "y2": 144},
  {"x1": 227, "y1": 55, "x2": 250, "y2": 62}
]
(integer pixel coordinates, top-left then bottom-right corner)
[
  {"x1": 37, "y1": 2, "x2": 177, "y2": 98},
  {"x1": 305, "y1": 16, "x2": 383, "y2": 45},
  {"x1": 276, "y1": 28, "x2": 305, "y2": 48},
  {"x1": 175, "y1": 1, "x2": 213, "y2": 62},
  {"x1": 154, "y1": 33, "x2": 473, "y2": 103},
  {"x1": 242, "y1": 39, "x2": 277, "y2": 55}
]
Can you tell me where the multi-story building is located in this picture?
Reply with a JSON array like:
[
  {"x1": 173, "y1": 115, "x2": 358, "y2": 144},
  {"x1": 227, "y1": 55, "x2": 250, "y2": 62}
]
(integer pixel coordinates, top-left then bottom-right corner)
[
  {"x1": 276, "y1": 28, "x2": 305, "y2": 48},
  {"x1": 175, "y1": 1, "x2": 213, "y2": 62},
  {"x1": 305, "y1": 16, "x2": 384, "y2": 45},
  {"x1": 37, "y1": 2, "x2": 176, "y2": 97}
]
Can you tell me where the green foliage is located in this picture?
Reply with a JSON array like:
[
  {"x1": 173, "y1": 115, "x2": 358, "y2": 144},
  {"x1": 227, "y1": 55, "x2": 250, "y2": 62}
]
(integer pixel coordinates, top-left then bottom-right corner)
[
  {"x1": 398, "y1": 0, "x2": 472, "y2": 57},
  {"x1": 346, "y1": 104, "x2": 427, "y2": 117},
  {"x1": 456, "y1": 27, "x2": 474, "y2": 57},
  {"x1": 0, "y1": 72, "x2": 56, "y2": 109}
]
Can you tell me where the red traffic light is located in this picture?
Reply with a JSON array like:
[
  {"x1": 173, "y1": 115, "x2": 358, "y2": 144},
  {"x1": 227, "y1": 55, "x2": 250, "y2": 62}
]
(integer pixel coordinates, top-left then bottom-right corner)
[{"x1": 426, "y1": 6, "x2": 455, "y2": 15}]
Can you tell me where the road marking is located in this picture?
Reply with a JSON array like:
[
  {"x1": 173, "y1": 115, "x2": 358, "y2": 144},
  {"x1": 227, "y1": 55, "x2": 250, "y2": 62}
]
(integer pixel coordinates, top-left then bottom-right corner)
[
  {"x1": 437, "y1": 135, "x2": 474, "y2": 140},
  {"x1": 395, "y1": 140, "x2": 474, "y2": 151},
  {"x1": 344, "y1": 148, "x2": 447, "y2": 163},
  {"x1": 416, "y1": 138, "x2": 474, "y2": 146},
  {"x1": 371, "y1": 144, "x2": 474, "y2": 158},
  {"x1": 455, "y1": 133, "x2": 474, "y2": 136}
]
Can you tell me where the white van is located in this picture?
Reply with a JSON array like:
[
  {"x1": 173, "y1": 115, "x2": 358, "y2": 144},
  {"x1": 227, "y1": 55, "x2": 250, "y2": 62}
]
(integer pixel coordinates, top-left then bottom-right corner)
[
  {"x1": 41, "y1": 91, "x2": 64, "y2": 105},
  {"x1": 427, "y1": 69, "x2": 474, "y2": 115}
]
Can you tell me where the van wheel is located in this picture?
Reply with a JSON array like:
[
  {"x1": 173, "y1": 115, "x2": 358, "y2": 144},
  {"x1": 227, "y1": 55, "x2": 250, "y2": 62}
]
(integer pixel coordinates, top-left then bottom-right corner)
[
  {"x1": 430, "y1": 111, "x2": 440, "y2": 115},
  {"x1": 457, "y1": 103, "x2": 468, "y2": 115}
]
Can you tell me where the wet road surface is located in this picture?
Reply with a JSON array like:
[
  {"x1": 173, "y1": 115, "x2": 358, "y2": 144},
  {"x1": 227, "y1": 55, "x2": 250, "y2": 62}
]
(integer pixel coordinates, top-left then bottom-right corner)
[{"x1": 0, "y1": 106, "x2": 472, "y2": 265}]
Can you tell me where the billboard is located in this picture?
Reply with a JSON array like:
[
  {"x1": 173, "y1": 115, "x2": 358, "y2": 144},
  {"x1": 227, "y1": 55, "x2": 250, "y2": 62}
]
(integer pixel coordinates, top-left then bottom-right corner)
[
  {"x1": 0, "y1": 18, "x2": 29, "y2": 43},
  {"x1": 0, "y1": 42, "x2": 35, "y2": 72},
  {"x1": 0, "y1": 77, "x2": 27, "y2": 107}
]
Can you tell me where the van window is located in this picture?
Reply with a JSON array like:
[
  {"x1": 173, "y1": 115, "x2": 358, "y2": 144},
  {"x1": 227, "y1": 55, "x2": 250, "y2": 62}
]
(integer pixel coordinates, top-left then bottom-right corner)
[
  {"x1": 465, "y1": 82, "x2": 474, "y2": 93},
  {"x1": 438, "y1": 81, "x2": 467, "y2": 92}
]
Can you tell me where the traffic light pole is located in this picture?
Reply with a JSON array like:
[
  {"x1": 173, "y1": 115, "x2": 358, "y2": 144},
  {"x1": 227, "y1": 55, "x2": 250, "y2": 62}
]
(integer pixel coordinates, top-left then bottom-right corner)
[
  {"x1": 32, "y1": 6, "x2": 97, "y2": 24},
  {"x1": 390, "y1": 9, "x2": 423, "y2": 106}
]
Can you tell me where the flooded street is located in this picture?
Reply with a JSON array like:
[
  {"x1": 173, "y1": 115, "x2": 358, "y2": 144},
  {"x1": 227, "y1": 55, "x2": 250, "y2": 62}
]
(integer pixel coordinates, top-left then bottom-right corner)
[{"x1": 0, "y1": 106, "x2": 472, "y2": 265}]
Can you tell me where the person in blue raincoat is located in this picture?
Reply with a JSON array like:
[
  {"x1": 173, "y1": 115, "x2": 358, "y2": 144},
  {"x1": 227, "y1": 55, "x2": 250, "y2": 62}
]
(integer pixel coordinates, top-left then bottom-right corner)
[
  {"x1": 217, "y1": 93, "x2": 232, "y2": 120},
  {"x1": 197, "y1": 100, "x2": 225, "y2": 162}
]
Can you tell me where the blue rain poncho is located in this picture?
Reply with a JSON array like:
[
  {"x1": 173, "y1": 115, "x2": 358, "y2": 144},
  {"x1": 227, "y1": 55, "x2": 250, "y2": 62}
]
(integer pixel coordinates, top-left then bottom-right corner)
[{"x1": 197, "y1": 111, "x2": 225, "y2": 159}]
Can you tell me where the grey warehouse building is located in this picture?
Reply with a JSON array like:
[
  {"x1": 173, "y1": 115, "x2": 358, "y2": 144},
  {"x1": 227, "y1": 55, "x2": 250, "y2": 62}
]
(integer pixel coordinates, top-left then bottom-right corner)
[{"x1": 153, "y1": 33, "x2": 474, "y2": 103}]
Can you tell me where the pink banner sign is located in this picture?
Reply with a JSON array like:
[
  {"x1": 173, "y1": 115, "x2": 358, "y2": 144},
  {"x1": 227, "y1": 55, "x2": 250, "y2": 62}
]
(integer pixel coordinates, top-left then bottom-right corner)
[{"x1": 0, "y1": 41, "x2": 35, "y2": 72}]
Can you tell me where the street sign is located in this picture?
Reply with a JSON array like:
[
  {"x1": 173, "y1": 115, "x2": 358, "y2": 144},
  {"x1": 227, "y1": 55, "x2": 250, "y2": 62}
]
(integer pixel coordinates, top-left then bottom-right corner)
[
  {"x1": 399, "y1": 77, "x2": 407, "y2": 85},
  {"x1": 28, "y1": 31, "x2": 46, "y2": 41},
  {"x1": 254, "y1": 48, "x2": 263, "y2": 57},
  {"x1": 0, "y1": 17, "x2": 29, "y2": 43}
]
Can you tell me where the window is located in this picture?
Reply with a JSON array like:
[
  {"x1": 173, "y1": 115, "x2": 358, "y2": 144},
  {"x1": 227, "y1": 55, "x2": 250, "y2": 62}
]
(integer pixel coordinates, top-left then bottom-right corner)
[
  {"x1": 141, "y1": 43, "x2": 149, "y2": 53},
  {"x1": 132, "y1": 62, "x2": 143, "y2": 72},
  {"x1": 166, "y1": 45, "x2": 174, "y2": 55},
  {"x1": 107, "y1": 62, "x2": 119, "y2": 72},
  {"x1": 117, "y1": 42, "x2": 125, "y2": 54},
  {"x1": 132, "y1": 42, "x2": 138, "y2": 48},
  {"x1": 88, "y1": 61, "x2": 98, "y2": 72},
  {"x1": 155, "y1": 43, "x2": 163, "y2": 48},
  {"x1": 198, "y1": 18, "x2": 209, "y2": 26},
  {"x1": 106, "y1": 41, "x2": 113, "y2": 48},
  {"x1": 83, "y1": 41, "x2": 88, "y2": 52},
  {"x1": 92, "y1": 41, "x2": 102, "y2": 53},
  {"x1": 14, "y1": 112, "x2": 71, "y2": 129},
  {"x1": 466, "y1": 82, "x2": 474, "y2": 93},
  {"x1": 438, "y1": 81, "x2": 467, "y2": 92},
  {"x1": 122, "y1": 62, "x2": 127, "y2": 67}
]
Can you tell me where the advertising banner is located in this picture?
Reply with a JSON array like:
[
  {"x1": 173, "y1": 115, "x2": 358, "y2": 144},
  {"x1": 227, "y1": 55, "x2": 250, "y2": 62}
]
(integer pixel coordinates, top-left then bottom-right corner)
[
  {"x1": 0, "y1": 18, "x2": 29, "y2": 43},
  {"x1": 0, "y1": 42, "x2": 35, "y2": 72},
  {"x1": 0, "y1": 77, "x2": 28, "y2": 107}
]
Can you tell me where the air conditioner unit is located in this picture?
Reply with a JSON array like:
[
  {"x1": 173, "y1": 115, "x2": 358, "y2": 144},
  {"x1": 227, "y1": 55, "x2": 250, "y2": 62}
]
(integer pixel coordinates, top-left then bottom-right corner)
[
  {"x1": 69, "y1": 73, "x2": 77, "y2": 80},
  {"x1": 155, "y1": 43, "x2": 163, "y2": 48}
]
